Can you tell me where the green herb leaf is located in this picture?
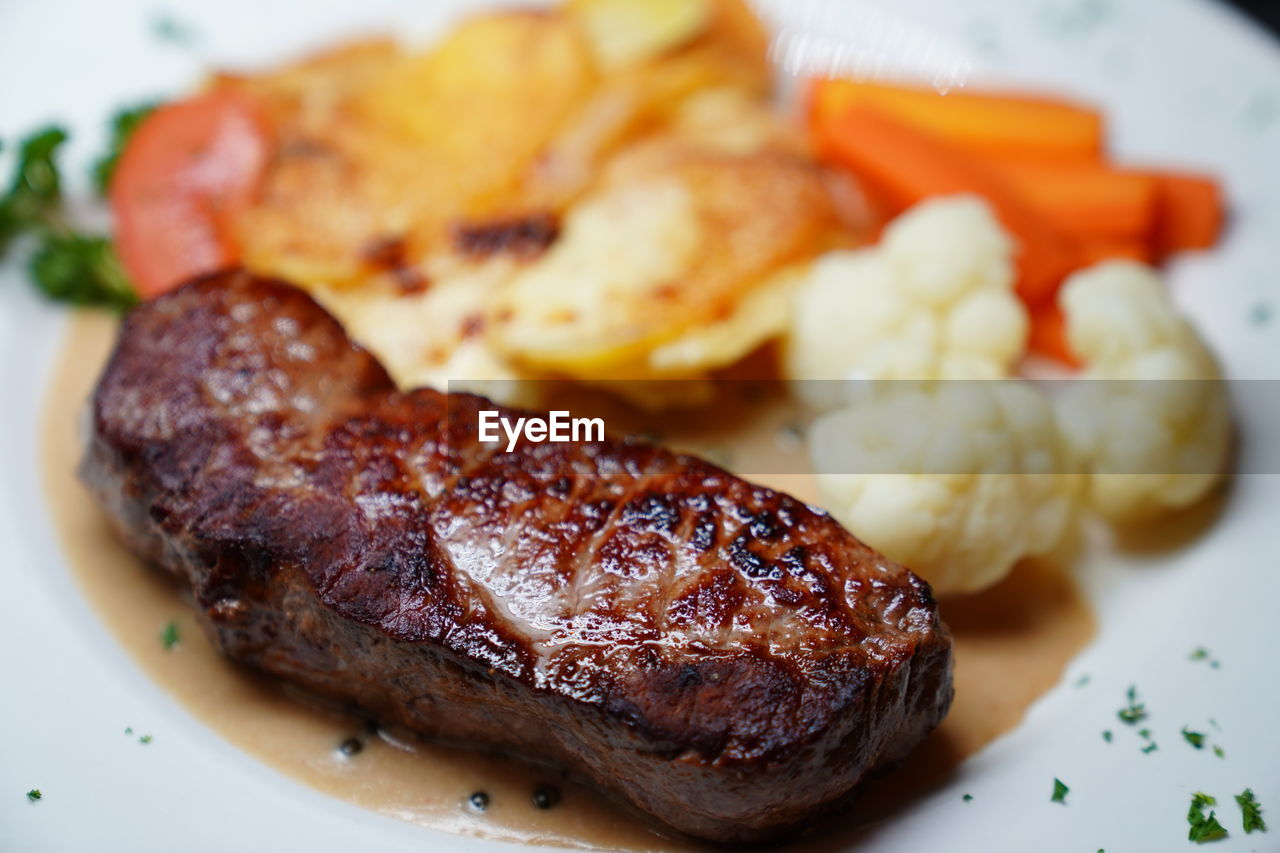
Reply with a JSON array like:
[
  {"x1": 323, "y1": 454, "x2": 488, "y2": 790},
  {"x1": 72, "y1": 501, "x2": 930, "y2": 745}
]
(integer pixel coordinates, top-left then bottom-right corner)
[
  {"x1": 962, "y1": 793, "x2": 973, "y2": 802},
  {"x1": 1118, "y1": 685, "x2": 1147, "y2": 725},
  {"x1": 124, "y1": 726, "x2": 133, "y2": 735},
  {"x1": 1182, "y1": 727, "x2": 1206, "y2": 749},
  {"x1": 29, "y1": 231, "x2": 137, "y2": 310},
  {"x1": 1236, "y1": 789, "x2": 1267, "y2": 834},
  {"x1": 26, "y1": 789, "x2": 42, "y2": 802},
  {"x1": 1051, "y1": 778, "x2": 1069, "y2": 804},
  {"x1": 1189, "y1": 812, "x2": 1228, "y2": 843},
  {"x1": 152, "y1": 13, "x2": 198, "y2": 45},
  {"x1": 2, "y1": 123, "x2": 140, "y2": 309},
  {"x1": 1212, "y1": 745, "x2": 1225, "y2": 759},
  {"x1": 138, "y1": 734, "x2": 153, "y2": 744},
  {"x1": 1102, "y1": 730, "x2": 1113, "y2": 743},
  {"x1": 0, "y1": 126, "x2": 68, "y2": 254},
  {"x1": 1141, "y1": 741, "x2": 1158, "y2": 754},
  {"x1": 1189, "y1": 792, "x2": 1230, "y2": 843},
  {"x1": 1189, "y1": 647, "x2": 1222, "y2": 668},
  {"x1": 159, "y1": 620, "x2": 180, "y2": 651},
  {"x1": 1191, "y1": 792, "x2": 1217, "y2": 815}
]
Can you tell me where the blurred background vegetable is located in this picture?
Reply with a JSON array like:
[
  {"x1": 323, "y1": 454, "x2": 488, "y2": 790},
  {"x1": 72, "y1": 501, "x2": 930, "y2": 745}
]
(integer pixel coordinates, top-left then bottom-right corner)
[
  {"x1": 0, "y1": 125, "x2": 138, "y2": 310},
  {"x1": 809, "y1": 78, "x2": 1226, "y2": 366}
]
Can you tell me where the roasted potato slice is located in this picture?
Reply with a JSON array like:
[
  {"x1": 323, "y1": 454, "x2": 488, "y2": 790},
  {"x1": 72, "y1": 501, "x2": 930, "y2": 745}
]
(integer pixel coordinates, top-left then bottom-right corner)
[
  {"x1": 567, "y1": 0, "x2": 712, "y2": 69},
  {"x1": 488, "y1": 143, "x2": 840, "y2": 377},
  {"x1": 312, "y1": 257, "x2": 540, "y2": 404},
  {"x1": 236, "y1": 13, "x2": 596, "y2": 289}
]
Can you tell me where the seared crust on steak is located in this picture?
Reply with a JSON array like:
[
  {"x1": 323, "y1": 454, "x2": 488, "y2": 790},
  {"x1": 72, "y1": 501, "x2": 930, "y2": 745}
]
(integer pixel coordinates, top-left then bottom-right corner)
[{"x1": 81, "y1": 270, "x2": 953, "y2": 843}]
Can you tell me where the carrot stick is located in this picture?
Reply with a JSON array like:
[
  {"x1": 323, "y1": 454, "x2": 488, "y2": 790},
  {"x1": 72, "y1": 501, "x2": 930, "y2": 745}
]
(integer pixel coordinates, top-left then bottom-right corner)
[
  {"x1": 1149, "y1": 172, "x2": 1224, "y2": 257},
  {"x1": 994, "y1": 160, "x2": 1157, "y2": 243},
  {"x1": 815, "y1": 104, "x2": 1079, "y2": 304},
  {"x1": 1075, "y1": 236, "x2": 1154, "y2": 266},
  {"x1": 1028, "y1": 304, "x2": 1081, "y2": 368},
  {"x1": 811, "y1": 79, "x2": 1104, "y2": 163}
]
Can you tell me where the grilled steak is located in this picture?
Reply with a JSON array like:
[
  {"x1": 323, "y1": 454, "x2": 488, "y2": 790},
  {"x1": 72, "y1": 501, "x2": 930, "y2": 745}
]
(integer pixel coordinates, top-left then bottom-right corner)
[{"x1": 81, "y1": 271, "x2": 953, "y2": 843}]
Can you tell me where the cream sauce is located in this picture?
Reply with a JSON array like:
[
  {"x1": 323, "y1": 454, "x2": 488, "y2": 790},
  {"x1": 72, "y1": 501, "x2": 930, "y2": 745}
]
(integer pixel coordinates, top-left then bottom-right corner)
[{"x1": 41, "y1": 311, "x2": 1094, "y2": 850}]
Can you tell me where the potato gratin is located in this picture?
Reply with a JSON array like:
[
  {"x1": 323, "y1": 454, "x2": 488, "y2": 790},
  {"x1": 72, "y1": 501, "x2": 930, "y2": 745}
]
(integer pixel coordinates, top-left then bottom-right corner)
[{"x1": 199, "y1": 0, "x2": 855, "y2": 399}]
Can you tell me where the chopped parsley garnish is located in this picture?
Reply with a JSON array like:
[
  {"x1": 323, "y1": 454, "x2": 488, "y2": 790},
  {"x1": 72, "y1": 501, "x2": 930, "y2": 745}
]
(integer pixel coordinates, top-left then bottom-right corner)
[
  {"x1": 1189, "y1": 647, "x2": 1222, "y2": 668},
  {"x1": 26, "y1": 789, "x2": 41, "y2": 802},
  {"x1": 1190, "y1": 812, "x2": 1228, "y2": 843},
  {"x1": 1102, "y1": 730, "x2": 1113, "y2": 743},
  {"x1": 160, "y1": 620, "x2": 180, "y2": 651},
  {"x1": 1117, "y1": 685, "x2": 1147, "y2": 725},
  {"x1": 962, "y1": 793, "x2": 973, "y2": 802},
  {"x1": 1051, "y1": 778, "x2": 1069, "y2": 804},
  {"x1": 1235, "y1": 789, "x2": 1266, "y2": 834},
  {"x1": 124, "y1": 726, "x2": 133, "y2": 735},
  {"x1": 1182, "y1": 727, "x2": 1206, "y2": 749},
  {"x1": 151, "y1": 13, "x2": 198, "y2": 45},
  {"x1": 1074, "y1": 674, "x2": 1091, "y2": 688},
  {"x1": 1212, "y1": 745, "x2": 1225, "y2": 759},
  {"x1": 0, "y1": 125, "x2": 138, "y2": 309},
  {"x1": 1188, "y1": 792, "x2": 1229, "y2": 843},
  {"x1": 93, "y1": 103, "x2": 156, "y2": 194},
  {"x1": 138, "y1": 734, "x2": 153, "y2": 744},
  {"x1": 1134, "y1": 726, "x2": 1158, "y2": 753}
]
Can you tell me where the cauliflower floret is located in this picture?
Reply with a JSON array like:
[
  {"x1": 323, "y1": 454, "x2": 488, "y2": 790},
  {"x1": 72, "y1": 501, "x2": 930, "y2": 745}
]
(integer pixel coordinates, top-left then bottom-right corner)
[
  {"x1": 785, "y1": 196, "x2": 1028, "y2": 408},
  {"x1": 1055, "y1": 261, "x2": 1230, "y2": 522},
  {"x1": 810, "y1": 381, "x2": 1079, "y2": 595}
]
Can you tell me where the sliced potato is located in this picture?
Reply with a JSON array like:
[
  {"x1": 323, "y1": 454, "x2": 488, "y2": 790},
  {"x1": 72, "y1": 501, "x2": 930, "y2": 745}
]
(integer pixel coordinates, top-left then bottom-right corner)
[
  {"x1": 312, "y1": 258, "x2": 539, "y2": 403},
  {"x1": 355, "y1": 11, "x2": 596, "y2": 199},
  {"x1": 221, "y1": 0, "x2": 855, "y2": 412},
  {"x1": 487, "y1": 177, "x2": 704, "y2": 373},
  {"x1": 567, "y1": 0, "x2": 712, "y2": 69},
  {"x1": 646, "y1": 263, "x2": 808, "y2": 373},
  {"x1": 237, "y1": 13, "x2": 597, "y2": 289},
  {"x1": 490, "y1": 143, "x2": 840, "y2": 377}
]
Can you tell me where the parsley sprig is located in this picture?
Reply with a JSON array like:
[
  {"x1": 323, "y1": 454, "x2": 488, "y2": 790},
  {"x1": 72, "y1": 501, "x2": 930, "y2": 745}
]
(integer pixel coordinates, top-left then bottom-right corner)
[{"x1": 1, "y1": 124, "x2": 138, "y2": 309}]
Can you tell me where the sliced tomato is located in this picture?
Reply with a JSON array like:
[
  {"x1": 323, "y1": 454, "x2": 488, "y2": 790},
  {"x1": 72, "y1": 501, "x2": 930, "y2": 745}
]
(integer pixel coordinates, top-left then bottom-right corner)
[{"x1": 110, "y1": 89, "x2": 272, "y2": 299}]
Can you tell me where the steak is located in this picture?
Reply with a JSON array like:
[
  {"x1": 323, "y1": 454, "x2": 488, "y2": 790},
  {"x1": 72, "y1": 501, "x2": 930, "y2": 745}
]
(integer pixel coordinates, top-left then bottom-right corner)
[{"x1": 80, "y1": 270, "x2": 953, "y2": 843}]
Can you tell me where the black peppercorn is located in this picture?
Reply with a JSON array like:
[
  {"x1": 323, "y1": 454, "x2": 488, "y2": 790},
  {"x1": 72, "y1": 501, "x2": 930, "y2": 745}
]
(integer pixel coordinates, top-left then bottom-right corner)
[{"x1": 532, "y1": 785, "x2": 560, "y2": 810}]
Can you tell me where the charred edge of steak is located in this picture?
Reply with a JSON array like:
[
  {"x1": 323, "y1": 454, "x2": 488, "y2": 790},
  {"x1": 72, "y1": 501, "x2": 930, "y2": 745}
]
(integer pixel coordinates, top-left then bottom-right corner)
[{"x1": 79, "y1": 270, "x2": 954, "y2": 844}]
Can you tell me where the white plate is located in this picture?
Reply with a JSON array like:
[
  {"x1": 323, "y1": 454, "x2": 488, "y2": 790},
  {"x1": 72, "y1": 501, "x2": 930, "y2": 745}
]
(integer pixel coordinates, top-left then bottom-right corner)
[{"x1": 2, "y1": 1, "x2": 1278, "y2": 851}]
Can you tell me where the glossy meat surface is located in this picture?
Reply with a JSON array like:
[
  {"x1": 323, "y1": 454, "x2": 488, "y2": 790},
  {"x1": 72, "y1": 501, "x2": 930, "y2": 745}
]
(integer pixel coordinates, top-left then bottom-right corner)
[{"x1": 81, "y1": 271, "x2": 953, "y2": 842}]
